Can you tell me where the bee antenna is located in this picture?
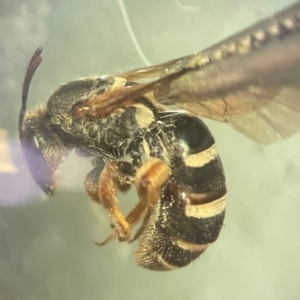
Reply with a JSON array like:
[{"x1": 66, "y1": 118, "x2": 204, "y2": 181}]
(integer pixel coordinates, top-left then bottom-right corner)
[{"x1": 19, "y1": 46, "x2": 43, "y2": 138}]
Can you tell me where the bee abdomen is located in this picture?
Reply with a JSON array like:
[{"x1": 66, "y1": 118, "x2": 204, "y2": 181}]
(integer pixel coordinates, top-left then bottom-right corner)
[
  {"x1": 135, "y1": 112, "x2": 226, "y2": 271},
  {"x1": 135, "y1": 234, "x2": 208, "y2": 271},
  {"x1": 135, "y1": 184, "x2": 226, "y2": 271}
]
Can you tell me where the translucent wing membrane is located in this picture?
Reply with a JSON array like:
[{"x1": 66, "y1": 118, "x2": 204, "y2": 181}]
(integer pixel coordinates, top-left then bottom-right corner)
[
  {"x1": 111, "y1": 2, "x2": 300, "y2": 144},
  {"x1": 227, "y1": 86, "x2": 300, "y2": 143},
  {"x1": 154, "y1": 32, "x2": 300, "y2": 144}
]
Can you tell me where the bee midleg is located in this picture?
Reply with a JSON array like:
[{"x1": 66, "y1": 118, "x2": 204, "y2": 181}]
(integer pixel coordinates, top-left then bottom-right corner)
[
  {"x1": 125, "y1": 158, "x2": 171, "y2": 227},
  {"x1": 84, "y1": 160, "x2": 136, "y2": 242},
  {"x1": 21, "y1": 107, "x2": 71, "y2": 195}
]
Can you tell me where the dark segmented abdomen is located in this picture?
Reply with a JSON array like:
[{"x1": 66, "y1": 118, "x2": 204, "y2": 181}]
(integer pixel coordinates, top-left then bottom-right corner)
[
  {"x1": 135, "y1": 183, "x2": 226, "y2": 270},
  {"x1": 135, "y1": 112, "x2": 226, "y2": 270}
]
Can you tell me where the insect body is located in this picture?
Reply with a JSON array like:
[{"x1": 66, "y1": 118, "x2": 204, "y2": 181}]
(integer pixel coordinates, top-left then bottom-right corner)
[
  {"x1": 20, "y1": 52, "x2": 226, "y2": 269},
  {"x1": 19, "y1": 2, "x2": 300, "y2": 270}
]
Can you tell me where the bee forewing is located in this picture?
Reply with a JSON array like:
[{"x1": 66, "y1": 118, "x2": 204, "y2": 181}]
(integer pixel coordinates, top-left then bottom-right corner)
[
  {"x1": 47, "y1": 2, "x2": 300, "y2": 145},
  {"x1": 118, "y1": 56, "x2": 186, "y2": 81},
  {"x1": 154, "y1": 36, "x2": 300, "y2": 143},
  {"x1": 152, "y1": 2, "x2": 300, "y2": 144}
]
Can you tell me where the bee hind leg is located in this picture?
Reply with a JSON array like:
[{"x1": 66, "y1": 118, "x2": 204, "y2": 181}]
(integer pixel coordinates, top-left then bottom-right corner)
[{"x1": 125, "y1": 158, "x2": 171, "y2": 229}]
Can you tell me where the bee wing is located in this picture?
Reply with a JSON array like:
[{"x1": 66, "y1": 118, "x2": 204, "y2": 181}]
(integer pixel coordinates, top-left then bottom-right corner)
[
  {"x1": 154, "y1": 33, "x2": 300, "y2": 144},
  {"x1": 77, "y1": 69, "x2": 188, "y2": 118},
  {"x1": 118, "y1": 56, "x2": 187, "y2": 81},
  {"x1": 89, "y1": 2, "x2": 300, "y2": 144},
  {"x1": 130, "y1": 3, "x2": 300, "y2": 144},
  {"x1": 150, "y1": 2, "x2": 300, "y2": 144}
]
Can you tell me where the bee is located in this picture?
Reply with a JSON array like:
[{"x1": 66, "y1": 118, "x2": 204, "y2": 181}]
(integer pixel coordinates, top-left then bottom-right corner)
[{"x1": 19, "y1": 2, "x2": 300, "y2": 271}]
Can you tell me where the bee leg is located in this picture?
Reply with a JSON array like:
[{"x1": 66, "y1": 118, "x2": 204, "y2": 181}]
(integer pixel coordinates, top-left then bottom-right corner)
[
  {"x1": 129, "y1": 207, "x2": 153, "y2": 243},
  {"x1": 126, "y1": 158, "x2": 171, "y2": 228},
  {"x1": 20, "y1": 108, "x2": 71, "y2": 195},
  {"x1": 84, "y1": 161, "x2": 134, "y2": 243},
  {"x1": 84, "y1": 161, "x2": 104, "y2": 202},
  {"x1": 115, "y1": 161, "x2": 136, "y2": 191}
]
